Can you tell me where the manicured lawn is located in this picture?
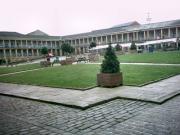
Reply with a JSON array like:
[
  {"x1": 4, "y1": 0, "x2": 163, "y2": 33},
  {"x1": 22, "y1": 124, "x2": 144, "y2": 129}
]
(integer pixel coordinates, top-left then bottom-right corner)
[
  {"x1": 117, "y1": 51, "x2": 180, "y2": 64},
  {"x1": 0, "y1": 64, "x2": 180, "y2": 89},
  {"x1": 0, "y1": 63, "x2": 42, "y2": 75}
]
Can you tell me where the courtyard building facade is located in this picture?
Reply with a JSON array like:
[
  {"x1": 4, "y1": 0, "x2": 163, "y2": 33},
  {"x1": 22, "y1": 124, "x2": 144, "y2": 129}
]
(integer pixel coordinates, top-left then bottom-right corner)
[
  {"x1": 0, "y1": 30, "x2": 62, "y2": 59},
  {"x1": 63, "y1": 19, "x2": 180, "y2": 54},
  {"x1": 0, "y1": 19, "x2": 180, "y2": 59}
]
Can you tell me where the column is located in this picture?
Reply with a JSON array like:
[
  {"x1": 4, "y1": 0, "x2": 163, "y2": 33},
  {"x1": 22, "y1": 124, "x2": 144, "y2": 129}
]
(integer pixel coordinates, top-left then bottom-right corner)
[
  {"x1": 144, "y1": 31, "x2": 146, "y2": 40},
  {"x1": 154, "y1": 30, "x2": 156, "y2": 39},
  {"x1": 3, "y1": 40, "x2": 5, "y2": 57},
  {"x1": 133, "y1": 32, "x2": 135, "y2": 41},
  {"x1": 83, "y1": 38, "x2": 85, "y2": 45},
  {"x1": 21, "y1": 40, "x2": 23, "y2": 57},
  {"x1": 176, "y1": 27, "x2": 178, "y2": 38},
  {"x1": 50, "y1": 41, "x2": 53, "y2": 53},
  {"x1": 127, "y1": 33, "x2": 129, "y2": 42},
  {"x1": 100, "y1": 36, "x2": 103, "y2": 44},
  {"x1": 15, "y1": 49, "x2": 18, "y2": 57},
  {"x1": 87, "y1": 38, "x2": 89, "y2": 44},
  {"x1": 161, "y1": 29, "x2": 163, "y2": 39},
  {"x1": 136, "y1": 32, "x2": 139, "y2": 41},
  {"x1": 75, "y1": 39, "x2": 77, "y2": 45},
  {"x1": 167, "y1": 29, "x2": 171, "y2": 46},
  {"x1": 168, "y1": 28, "x2": 171, "y2": 38},
  {"x1": 26, "y1": 49, "x2": 29, "y2": 56},
  {"x1": 83, "y1": 47, "x2": 85, "y2": 54},
  {"x1": 147, "y1": 31, "x2": 149, "y2": 40},
  {"x1": 122, "y1": 34, "x2": 124, "y2": 42},
  {"x1": 9, "y1": 40, "x2": 11, "y2": 57},
  {"x1": 110, "y1": 35, "x2": 112, "y2": 43},
  {"x1": 3, "y1": 49, "x2": 6, "y2": 58},
  {"x1": 116, "y1": 34, "x2": 118, "y2": 43},
  {"x1": 15, "y1": 40, "x2": 17, "y2": 48},
  {"x1": 106, "y1": 36, "x2": 108, "y2": 43},
  {"x1": 9, "y1": 49, "x2": 12, "y2": 57},
  {"x1": 2, "y1": 40, "x2": 5, "y2": 48},
  {"x1": 60, "y1": 49, "x2": 62, "y2": 56},
  {"x1": 74, "y1": 47, "x2": 77, "y2": 55},
  {"x1": 55, "y1": 42, "x2": 57, "y2": 56},
  {"x1": 79, "y1": 47, "x2": 81, "y2": 54},
  {"x1": 21, "y1": 49, "x2": 23, "y2": 57},
  {"x1": 37, "y1": 49, "x2": 39, "y2": 56},
  {"x1": 32, "y1": 49, "x2": 34, "y2": 56},
  {"x1": 26, "y1": 40, "x2": 28, "y2": 56}
]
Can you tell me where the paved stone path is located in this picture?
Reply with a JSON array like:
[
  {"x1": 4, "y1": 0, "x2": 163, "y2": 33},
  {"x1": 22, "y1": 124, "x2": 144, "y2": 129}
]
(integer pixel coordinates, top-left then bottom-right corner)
[
  {"x1": 0, "y1": 68, "x2": 44, "y2": 77},
  {"x1": 89, "y1": 62, "x2": 180, "y2": 66},
  {"x1": 0, "y1": 75, "x2": 180, "y2": 109},
  {"x1": 1, "y1": 95, "x2": 180, "y2": 135}
]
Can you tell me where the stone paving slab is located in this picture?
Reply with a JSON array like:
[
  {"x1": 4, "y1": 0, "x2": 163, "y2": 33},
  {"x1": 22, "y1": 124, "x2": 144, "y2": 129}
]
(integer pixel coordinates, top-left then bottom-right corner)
[
  {"x1": 89, "y1": 62, "x2": 180, "y2": 66},
  {"x1": 0, "y1": 75, "x2": 180, "y2": 109}
]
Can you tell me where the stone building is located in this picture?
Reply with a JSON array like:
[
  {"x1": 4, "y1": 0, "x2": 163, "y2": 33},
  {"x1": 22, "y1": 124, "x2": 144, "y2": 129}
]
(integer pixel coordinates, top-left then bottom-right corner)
[
  {"x1": 0, "y1": 30, "x2": 62, "y2": 58},
  {"x1": 0, "y1": 19, "x2": 180, "y2": 58}
]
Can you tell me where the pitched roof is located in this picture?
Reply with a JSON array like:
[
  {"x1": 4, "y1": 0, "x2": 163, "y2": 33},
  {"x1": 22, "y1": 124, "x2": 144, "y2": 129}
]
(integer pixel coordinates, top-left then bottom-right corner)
[
  {"x1": 112, "y1": 21, "x2": 140, "y2": 28},
  {"x1": 27, "y1": 30, "x2": 49, "y2": 36},
  {"x1": 0, "y1": 30, "x2": 61, "y2": 40},
  {"x1": 0, "y1": 31, "x2": 24, "y2": 37},
  {"x1": 62, "y1": 19, "x2": 180, "y2": 39}
]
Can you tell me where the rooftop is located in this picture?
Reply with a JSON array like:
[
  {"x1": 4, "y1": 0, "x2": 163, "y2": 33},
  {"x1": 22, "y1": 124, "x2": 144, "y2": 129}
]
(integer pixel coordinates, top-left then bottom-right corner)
[
  {"x1": 0, "y1": 19, "x2": 180, "y2": 40},
  {"x1": 0, "y1": 30, "x2": 61, "y2": 40},
  {"x1": 62, "y1": 19, "x2": 180, "y2": 39},
  {"x1": 27, "y1": 30, "x2": 49, "y2": 36}
]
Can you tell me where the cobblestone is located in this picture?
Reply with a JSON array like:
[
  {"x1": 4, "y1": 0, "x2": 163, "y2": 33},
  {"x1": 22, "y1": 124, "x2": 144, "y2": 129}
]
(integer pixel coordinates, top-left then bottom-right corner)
[
  {"x1": 0, "y1": 95, "x2": 155, "y2": 134},
  {"x1": 96, "y1": 95, "x2": 180, "y2": 135},
  {"x1": 1, "y1": 95, "x2": 180, "y2": 135}
]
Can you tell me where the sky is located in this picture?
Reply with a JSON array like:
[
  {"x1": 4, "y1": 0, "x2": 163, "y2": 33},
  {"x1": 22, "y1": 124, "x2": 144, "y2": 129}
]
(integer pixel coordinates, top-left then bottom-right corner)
[{"x1": 0, "y1": 0, "x2": 179, "y2": 36}]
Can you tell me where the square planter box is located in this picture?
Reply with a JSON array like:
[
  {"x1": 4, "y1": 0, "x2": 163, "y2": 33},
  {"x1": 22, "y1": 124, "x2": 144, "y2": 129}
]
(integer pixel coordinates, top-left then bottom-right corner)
[
  {"x1": 60, "y1": 58, "x2": 73, "y2": 65},
  {"x1": 97, "y1": 72, "x2": 123, "y2": 87}
]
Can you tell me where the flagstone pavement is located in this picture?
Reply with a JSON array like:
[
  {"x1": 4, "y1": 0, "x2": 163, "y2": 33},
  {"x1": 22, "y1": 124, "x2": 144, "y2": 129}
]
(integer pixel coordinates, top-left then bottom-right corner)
[
  {"x1": 0, "y1": 75, "x2": 180, "y2": 109},
  {"x1": 0, "y1": 75, "x2": 180, "y2": 134}
]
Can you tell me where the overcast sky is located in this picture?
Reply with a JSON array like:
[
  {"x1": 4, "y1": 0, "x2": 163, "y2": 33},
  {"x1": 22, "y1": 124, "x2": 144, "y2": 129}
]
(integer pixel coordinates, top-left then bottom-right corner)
[{"x1": 0, "y1": 0, "x2": 179, "y2": 36}]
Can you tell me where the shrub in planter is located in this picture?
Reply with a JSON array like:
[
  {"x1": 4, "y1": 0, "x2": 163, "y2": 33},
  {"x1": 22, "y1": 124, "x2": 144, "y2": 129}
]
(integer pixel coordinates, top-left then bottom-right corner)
[{"x1": 97, "y1": 44, "x2": 123, "y2": 87}]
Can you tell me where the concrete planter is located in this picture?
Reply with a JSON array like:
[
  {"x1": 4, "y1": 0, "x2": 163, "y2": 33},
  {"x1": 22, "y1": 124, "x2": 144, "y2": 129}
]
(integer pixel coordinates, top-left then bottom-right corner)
[
  {"x1": 97, "y1": 72, "x2": 123, "y2": 87},
  {"x1": 60, "y1": 58, "x2": 73, "y2": 65}
]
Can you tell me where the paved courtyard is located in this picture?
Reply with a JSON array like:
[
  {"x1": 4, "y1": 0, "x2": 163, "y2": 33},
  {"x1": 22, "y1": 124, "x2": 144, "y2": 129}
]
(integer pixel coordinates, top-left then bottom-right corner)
[
  {"x1": 0, "y1": 95, "x2": 180, "y2": 135},
  {"x1": 0, "y1": 75, "x2": 180, "y2": 134},
  {"x1": 0, "y1": 75, "x2": 180, "y2": 109}
]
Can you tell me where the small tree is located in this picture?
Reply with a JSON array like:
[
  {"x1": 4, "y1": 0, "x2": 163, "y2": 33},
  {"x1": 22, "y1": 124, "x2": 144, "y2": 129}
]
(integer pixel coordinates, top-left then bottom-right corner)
[
  {"x1": 89, "y1": 42, "x2": 97, "y2": 49},
  {"x1": 130, "y1": 41, "x2": 137, "y2": 50},
  {"x1": 115, "y1": 44, "x2": 122, "y2": 51},
  {"x1": 61, "y1": 43, "x2": 75, "y2": 56},
  {"x1": 40, "y1": 47, "x2": 48, "y2": 56},
  {"x1": 101, "y1": 44, "x2": 120, "y2": 73}
]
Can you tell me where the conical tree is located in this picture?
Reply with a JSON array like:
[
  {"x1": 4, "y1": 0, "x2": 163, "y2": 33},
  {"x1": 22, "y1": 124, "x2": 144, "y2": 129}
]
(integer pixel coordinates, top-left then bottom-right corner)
[{"x1": 101, "y1": 44, "x2": 120, "y2": 73}]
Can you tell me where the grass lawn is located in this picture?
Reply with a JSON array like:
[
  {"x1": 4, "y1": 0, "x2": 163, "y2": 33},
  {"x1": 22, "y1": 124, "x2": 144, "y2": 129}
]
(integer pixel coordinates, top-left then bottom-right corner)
[
  {"x1": 117, "y1": 51, "x2": 180, "y2": 64},
  {"x1": 0, "y1": 64, "x2": 180, "y2": 89},
  {"x1": 0, "y1": 63, "x2": 42, "y2": 75}
]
